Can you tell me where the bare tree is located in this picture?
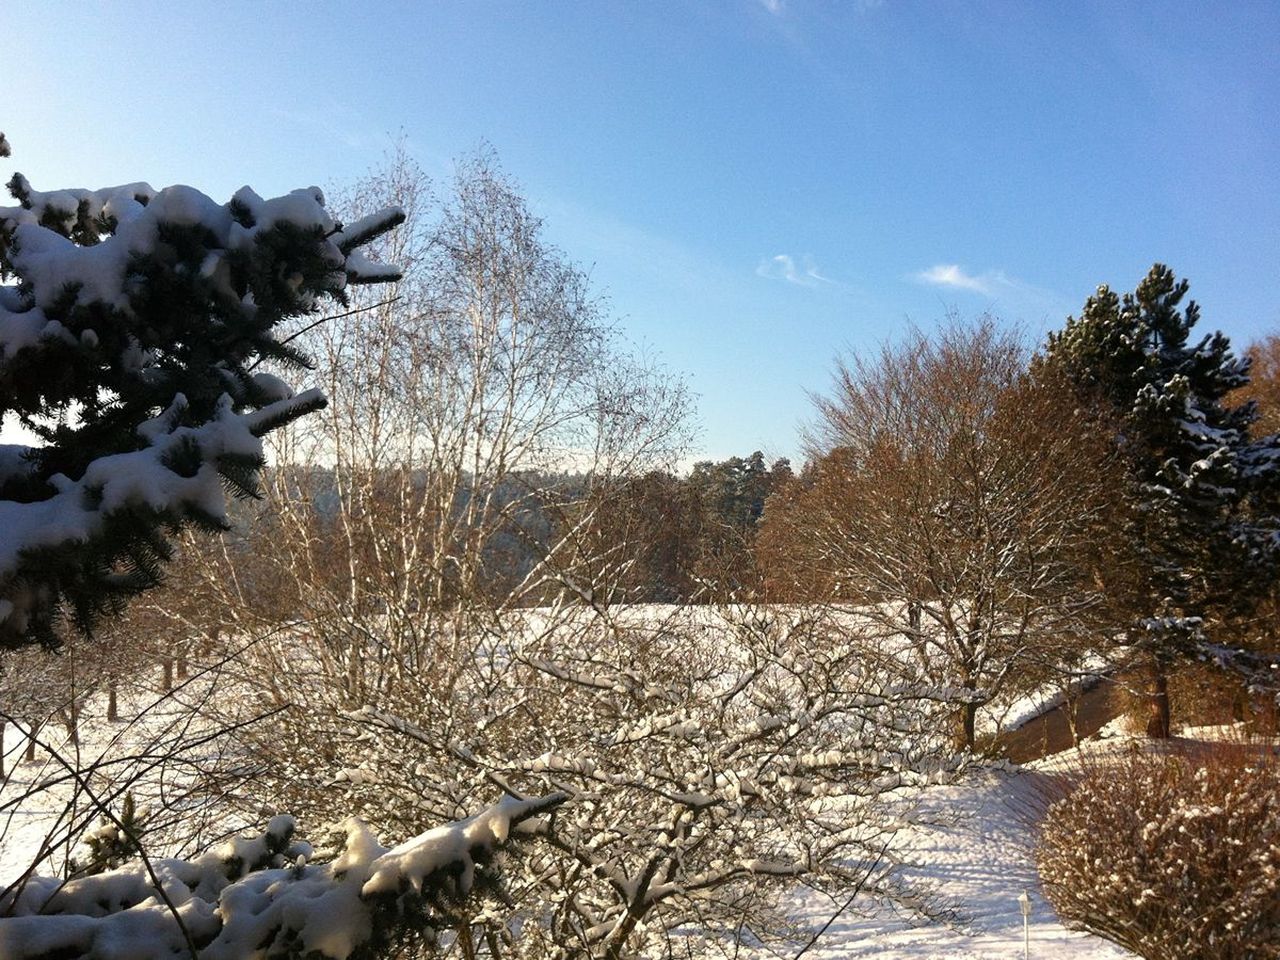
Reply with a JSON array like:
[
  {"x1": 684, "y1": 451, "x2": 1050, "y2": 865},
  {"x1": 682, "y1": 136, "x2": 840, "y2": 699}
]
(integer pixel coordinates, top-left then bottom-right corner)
[
  {"x1": 760, "y1": 320, "x2": 1124, "y2": 750},
  {"x1": 188, "y1": 148, "x2": 690, "y2": 689}
]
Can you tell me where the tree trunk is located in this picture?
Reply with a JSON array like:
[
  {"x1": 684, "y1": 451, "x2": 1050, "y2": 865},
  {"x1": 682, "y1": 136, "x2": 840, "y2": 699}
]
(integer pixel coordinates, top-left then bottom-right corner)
[
  {"x1": 162, "y1": 658, "x2": 173, "y2": 692},
  {"x1": 25, "y1": 722, "x2": 39, "y2": 763},
  {"x1": 953, "y1": 661, "x2": 979, "y2": 752},
  {"x1": 107, "y1": 684, "x2": 119, "y2": 722},
  {"x1": 1145, "y1": 663, "x2": 1171, "y2": 739},
  {"x1": 64, "y1": 703, "x2": 79, "y2": 747},
  {"x1": 455, "y1": 922, "x2": 476, "y2": 960},
  {"x1": 956, "y1": 700, "x2": 977, "y2": 752},
  {"x1": 1065, "y1": 682, "x2": 1081, "y2": 748},
  {"x1": 0, "y1": 719, "x2": 5, "y2": 779}
]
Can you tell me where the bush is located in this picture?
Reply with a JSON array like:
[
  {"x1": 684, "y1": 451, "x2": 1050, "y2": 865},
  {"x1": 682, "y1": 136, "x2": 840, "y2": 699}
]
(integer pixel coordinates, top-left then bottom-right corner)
[{"x1": 1036, "y1": 741, "x2": 1280, "y2": 959}]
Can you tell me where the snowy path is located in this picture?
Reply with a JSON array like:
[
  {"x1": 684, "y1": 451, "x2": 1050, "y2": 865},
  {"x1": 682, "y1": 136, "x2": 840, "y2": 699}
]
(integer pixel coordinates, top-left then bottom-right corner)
[{"x1": 757, "y1": 766, "x2": 1131, "y2": 959}]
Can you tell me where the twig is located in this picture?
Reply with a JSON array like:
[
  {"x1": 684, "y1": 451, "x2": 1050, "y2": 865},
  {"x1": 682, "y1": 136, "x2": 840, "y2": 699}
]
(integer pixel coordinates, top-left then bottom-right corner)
[
  {"x1": 248, "y1": 295, "x2": 401, "y2": 370},
  {"x1": 792, "y1": 836, "x2": 894, "y2": 960},
  {"x1": 15, "y1": 725, "x2": 201, "y2": 960}
]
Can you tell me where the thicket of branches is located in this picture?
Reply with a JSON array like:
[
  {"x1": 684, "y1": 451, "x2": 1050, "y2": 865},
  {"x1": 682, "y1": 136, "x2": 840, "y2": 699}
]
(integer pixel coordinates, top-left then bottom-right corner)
[{"x1": 237, "y1": 604, "x2": 956, "y2": 957}]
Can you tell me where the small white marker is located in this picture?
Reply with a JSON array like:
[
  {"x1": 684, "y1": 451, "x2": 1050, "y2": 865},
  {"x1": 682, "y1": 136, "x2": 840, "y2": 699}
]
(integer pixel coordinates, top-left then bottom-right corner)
[{"x1": 1017, "y1": 890, "x2": 1032, "y2": 958}]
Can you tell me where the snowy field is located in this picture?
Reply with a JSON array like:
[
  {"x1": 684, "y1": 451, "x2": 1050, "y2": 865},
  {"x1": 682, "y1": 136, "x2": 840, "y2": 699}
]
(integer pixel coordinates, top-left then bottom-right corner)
[
  {"x1": 0, "y1": 667, "x2": 256, "y2": 886},
  {"x1": 0, "y1": 654, "x2": 1144, "y2": 958}
]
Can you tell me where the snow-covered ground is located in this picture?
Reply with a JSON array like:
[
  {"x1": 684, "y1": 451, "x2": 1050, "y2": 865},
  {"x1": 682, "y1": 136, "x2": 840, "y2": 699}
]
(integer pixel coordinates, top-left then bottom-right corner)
[
  {"x1": 0, "y1": 667, "x2": 252, "y2": 885},
  {"x1": 758, "y1": 764, "x2": 1131, "y2": 959},
  {"x1": 2, "y1": 673, "x2": 1140, "y2": 958}
]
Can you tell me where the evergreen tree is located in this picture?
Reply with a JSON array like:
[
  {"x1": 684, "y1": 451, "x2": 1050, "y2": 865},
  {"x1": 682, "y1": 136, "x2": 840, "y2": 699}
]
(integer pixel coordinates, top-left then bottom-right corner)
[
  {"x1": 686, "y1": 451, "x2": 791, "y2": 593},
  {"x1": 0, "y1": 135, "x2": 404, "y2": 649},
  {"x1": 1041, "y1": 264, "x2": 1280, "y2": 734}
]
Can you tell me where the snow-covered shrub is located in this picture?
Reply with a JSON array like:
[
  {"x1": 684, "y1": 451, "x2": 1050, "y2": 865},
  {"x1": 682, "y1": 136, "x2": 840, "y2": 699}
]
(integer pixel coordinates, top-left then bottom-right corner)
[
  {"x1": 0, "y1": 793, "x2": 564, "y2": 960},
  {"x1": 241, "y1": 604, "x2": 958, "y2": 957},
  {"x1": 1036, "y1": 742, "x2": 1280, "y2": 959}
]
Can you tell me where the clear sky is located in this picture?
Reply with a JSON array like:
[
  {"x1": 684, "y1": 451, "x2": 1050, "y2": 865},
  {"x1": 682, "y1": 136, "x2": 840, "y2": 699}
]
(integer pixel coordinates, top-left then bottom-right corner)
[{"x1": 5, "y1": 1, "x2": 1278, "y2": 464}]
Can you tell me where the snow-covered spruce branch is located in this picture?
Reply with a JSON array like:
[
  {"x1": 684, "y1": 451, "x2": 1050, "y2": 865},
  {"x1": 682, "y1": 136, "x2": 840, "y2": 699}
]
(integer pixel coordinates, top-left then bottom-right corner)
[
  {"x1": 0, "y1": 157, "x2": 404, "y2": 648},
  {"x1": 1193, "y1": 639, "x2": 1280, "y2": 694},
  {"x1": 0, "y1": 793, "x2": 566, "y2": 960},
  {"x1": 0, "y1": 392, "x2": 320, "y2": 634}
]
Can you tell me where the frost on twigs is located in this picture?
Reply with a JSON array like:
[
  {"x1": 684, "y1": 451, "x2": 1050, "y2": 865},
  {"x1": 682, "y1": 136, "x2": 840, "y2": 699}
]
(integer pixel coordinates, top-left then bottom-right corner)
[
  {"x1": 0, "y1": 157, "x2": 403, "y2": 648},
  {"x1": 0, "y1": 793, "x2": 565, "y2": 960}
]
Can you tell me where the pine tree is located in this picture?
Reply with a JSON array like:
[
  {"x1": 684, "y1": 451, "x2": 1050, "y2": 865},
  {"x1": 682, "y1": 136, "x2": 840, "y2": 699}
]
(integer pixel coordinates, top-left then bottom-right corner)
[
  {"x1": 0, "y1": 135, "x2": 404, "y2": 649},
  {"x1": 1041, "y1": 264, "x2": 1280, "y2": 735}
]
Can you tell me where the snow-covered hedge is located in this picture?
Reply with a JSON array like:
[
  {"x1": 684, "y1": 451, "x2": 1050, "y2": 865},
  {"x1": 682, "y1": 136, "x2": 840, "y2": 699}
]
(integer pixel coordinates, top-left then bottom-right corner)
[
  {"x1": 1036, "y1": 743, "x2": 1280, "y2": 959},
  {"x1": 0, "y1": 793, "x2": 564, "y2": 960},
  {"x1": 236, "y1": 604, "x2": 960, "y2": 956}
]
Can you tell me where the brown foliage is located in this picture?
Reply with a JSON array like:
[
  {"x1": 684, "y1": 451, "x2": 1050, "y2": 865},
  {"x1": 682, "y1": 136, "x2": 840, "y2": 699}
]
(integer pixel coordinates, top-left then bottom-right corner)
[
  {"x1": 757, "y1": 320, "x2": 1127, "y2": 748},
  {"x1": 1233, "y1": 334, "x2": 1280, "y2": 438}
]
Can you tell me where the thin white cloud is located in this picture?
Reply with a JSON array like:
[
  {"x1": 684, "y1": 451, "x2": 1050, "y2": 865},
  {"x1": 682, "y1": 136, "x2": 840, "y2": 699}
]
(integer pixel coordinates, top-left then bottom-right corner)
[
  {"x1": 758, "y1": 0, "x2": 785, "y2": 14},
  {"x1": 913, "y1": 263, "x2": 1011, "y2": 295},
  {"x1": 757, "y1": 253, "x2": 833, "y2": 288}
]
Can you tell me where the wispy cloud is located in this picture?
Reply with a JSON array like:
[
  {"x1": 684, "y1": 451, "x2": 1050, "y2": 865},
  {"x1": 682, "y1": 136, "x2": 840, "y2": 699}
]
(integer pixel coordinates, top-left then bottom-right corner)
[
  {"x1": 757, "y1": 253, "x2": 833, "y2": 288},
  {"x1": 759, "y1": 0, "x2": 880, "y2": 16},
  {"x1": 913, "y1": 263, "x2": 1011, "y2": 295},
  {"x1": 910, "y1": 263, "x2": 1073, "y2": 329}
]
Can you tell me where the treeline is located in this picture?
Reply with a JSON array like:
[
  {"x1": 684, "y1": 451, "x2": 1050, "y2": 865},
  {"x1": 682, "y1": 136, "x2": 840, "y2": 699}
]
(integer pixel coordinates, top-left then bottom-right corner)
[
  {"x1": 157, "y1": 261, "x2": 1280, "y2": 754},
  {"x1": 584, "y1": 451, "x2": 792, "y2": 601},
  {"x1": 211, "y1": 453, "x2": 792, "y2": 610}
]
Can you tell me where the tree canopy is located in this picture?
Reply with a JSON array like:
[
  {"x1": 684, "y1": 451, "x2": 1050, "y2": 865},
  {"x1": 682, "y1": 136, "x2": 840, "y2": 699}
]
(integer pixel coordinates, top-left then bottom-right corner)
[{"x1": 1040, "y1": 264, "x2": 1280, "y2": 732}]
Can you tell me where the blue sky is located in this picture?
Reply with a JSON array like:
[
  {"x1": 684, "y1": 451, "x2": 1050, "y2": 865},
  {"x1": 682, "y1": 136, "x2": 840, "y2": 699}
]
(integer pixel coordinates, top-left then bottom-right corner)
[{"x1": 6, "y1": 1, "x2": 1278, "y2": 463}]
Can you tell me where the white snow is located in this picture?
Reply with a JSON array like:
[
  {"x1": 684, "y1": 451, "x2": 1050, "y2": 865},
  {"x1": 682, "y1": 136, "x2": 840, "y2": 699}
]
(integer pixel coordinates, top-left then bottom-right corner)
[
  {"x1": 741, "y1": 765, "x2": 1132, "y2": 959},
  {"x1": 0, "y1": 700, "x2": 563, "y2": 960}
]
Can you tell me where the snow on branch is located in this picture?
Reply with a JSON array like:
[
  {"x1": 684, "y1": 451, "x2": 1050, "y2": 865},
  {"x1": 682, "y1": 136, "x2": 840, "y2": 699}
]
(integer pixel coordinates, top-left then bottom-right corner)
[
  {"x1": 1194, "y1": 640, "x2": 1280, "y2": 694},
  {"x1": 0, "y1": 794, "x2": 566, "y2": 960},
  {"x1": 0, "y1": 391, "x2": 327, "y2": 636},
  {"x1": 0, "y1": 165, "x2": 404, "y2": 647},
  {"x1": 305, "y1": 607, "x2": 955, "y2": 955}
]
